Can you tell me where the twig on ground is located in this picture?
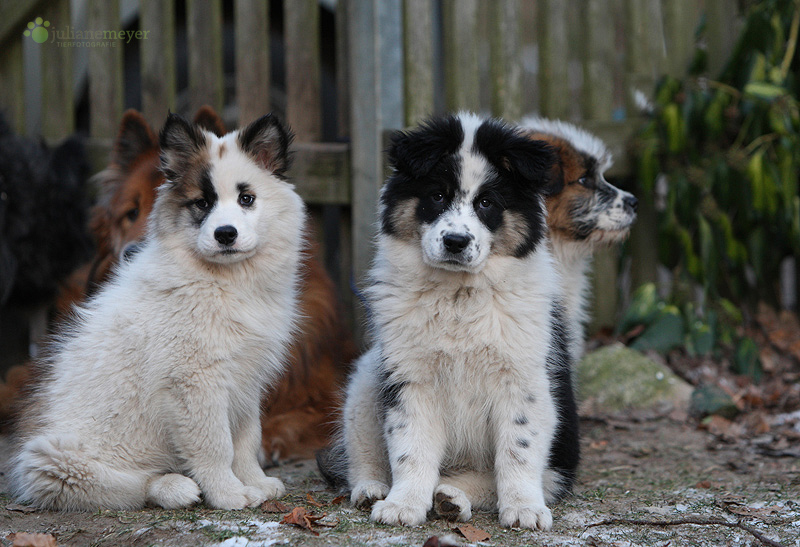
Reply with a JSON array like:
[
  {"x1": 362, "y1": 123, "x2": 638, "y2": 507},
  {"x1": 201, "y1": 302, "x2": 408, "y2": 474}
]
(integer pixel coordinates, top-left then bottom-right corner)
[{"x1": 587, "y1": 517, "x2": 786, "y2": 547}]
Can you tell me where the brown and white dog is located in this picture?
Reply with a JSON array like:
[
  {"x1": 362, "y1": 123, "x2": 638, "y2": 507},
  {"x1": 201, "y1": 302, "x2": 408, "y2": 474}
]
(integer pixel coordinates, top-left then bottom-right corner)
[
  {"x1": 520, "y1": 116, "x2": 638, "y2": 361},
  {"x1": 60, "y1": 108, "x2": 355, "y2": 463}
]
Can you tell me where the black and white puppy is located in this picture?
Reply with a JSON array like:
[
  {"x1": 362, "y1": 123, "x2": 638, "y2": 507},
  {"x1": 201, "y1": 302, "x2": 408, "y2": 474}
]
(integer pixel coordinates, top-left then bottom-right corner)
[{"x1": 323, "y1": 113, "x2": 580, "y2": 531}]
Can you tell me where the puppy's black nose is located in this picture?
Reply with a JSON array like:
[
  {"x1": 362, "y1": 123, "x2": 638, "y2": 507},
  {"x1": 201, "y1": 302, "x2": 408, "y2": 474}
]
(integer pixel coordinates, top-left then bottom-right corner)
[
  {"x1": 214, "y1": 225, "x2": 238, "y2": 246},
  {"x1": 623, "y1": 194, "x2": 638, "y2": 212},
  {"x1": 442, "y1": 233, "x2": 471, "y2": 254}
]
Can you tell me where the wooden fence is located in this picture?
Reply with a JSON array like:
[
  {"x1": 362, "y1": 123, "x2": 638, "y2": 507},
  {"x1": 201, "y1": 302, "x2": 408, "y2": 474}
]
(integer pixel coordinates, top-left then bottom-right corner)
[{"x1": 0, "y1": 0, "x2": 743, "y2": 355}]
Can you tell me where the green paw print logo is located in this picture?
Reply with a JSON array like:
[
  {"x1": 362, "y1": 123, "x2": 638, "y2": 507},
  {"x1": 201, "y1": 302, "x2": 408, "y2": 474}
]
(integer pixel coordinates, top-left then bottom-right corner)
[{"x1": 24, "y1": 17, "x2": 50, "y2": 43}]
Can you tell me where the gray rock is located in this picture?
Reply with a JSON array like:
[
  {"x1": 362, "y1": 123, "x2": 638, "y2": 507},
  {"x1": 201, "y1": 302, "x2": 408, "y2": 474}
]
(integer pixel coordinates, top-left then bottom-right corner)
[{"x1": 577, "y1": 343, "x2": 693, "y2": 415}]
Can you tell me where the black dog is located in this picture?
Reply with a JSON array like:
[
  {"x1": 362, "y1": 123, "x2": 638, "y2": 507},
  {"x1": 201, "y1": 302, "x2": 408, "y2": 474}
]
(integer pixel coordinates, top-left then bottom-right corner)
[{"x1": 0, "y1": 114, "x2": 92, "y2": 307}]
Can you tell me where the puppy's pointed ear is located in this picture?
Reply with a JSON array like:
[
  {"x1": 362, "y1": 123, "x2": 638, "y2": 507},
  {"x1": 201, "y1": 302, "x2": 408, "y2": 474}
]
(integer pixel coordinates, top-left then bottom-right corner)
[
  {"x1": 476, "y1": 121, "x2": 557, "y2": 195},
  {"x1": 237, "y1": 114, "x2": 293, "y2": 176},
  {"x1": 159, "y1": 112, "x2": 207, "y2": 181},
  {"x1": 113, "y1": 110, "x2": 157, "y2": 173},
  {"x1": 388, "y1": 115, "x2": 464, "y2": 177},
  {"x1": 193, "y1": 105, "x2": 226, "y2": 137}
]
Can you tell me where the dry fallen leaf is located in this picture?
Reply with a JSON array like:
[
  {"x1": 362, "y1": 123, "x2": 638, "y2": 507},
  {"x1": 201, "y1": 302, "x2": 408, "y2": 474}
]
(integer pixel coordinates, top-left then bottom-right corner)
[
  {"x1": 330, "y1": 494, "x2": 347, "y2": 505},
  {"x1": 5, "y1": 504, "x2": 37, "y2": 514},
  {"x1": 455, "y1": 523, "x2": 490, "y2": 542},
  {"x1": 695, "y1": 480, "x2": 712, "y2": 489},
  {"x1": 7, "y1": 532, "x2": 58, "y2": 547},
  {"x1": 280, "y1": 507, "x2": 325, "y2": 536},
  {"x1": 306, "y1": 492, "x2": 323, "y2": 507},
  {"x1": 260, "y1": 500, "x2": 290, "y2": 513}
]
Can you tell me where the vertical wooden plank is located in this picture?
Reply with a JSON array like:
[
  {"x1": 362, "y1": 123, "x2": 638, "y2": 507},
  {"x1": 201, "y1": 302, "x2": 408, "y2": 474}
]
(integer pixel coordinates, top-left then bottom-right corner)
[
  {"x1": 489, "y1": 0, "x2": 522, "y2": 120},
  {"x1": 335, "y1": 0, "x2": 350, "y2": 138},
  {"x1": 661, "y1": 1, "x2": 699, "y2": 77},
  {"x1": 537, "y1": 0, "x2": 569, "y2": 119},
  {"x1": 379, "y1": 0, "x2": 403, "y2": 130},
  {"x1": 41, "y1": 0, "x2": 73, "y2": 140},
  {"x1": 705, "y1": 0, "x2": 739, "y2": 77},
  {"x1": 403, "y1": 0, "x2": 434, "y2": 126},
  {"x1": 141, "y1": 0, "x2": 175, "y2": 129},
  {"x1": 285, "y1": 0, "x2": 321, "y2": 141},
  {"x1": 582, "y1": 0, "x2": 615, "y2": 119},
  {"x1": 625, "y1": 0, "x2": 664, "y2": 288},
  {"x1": 87, "y1": 0, "x2": 123, "y2": 139},
  {"x1": 187, "y1": 0, "x2": 223, "y2": 115},
  {"x1": 625, "y1": 0, "x2": 665, "y2": 112},
  {"x1": 0, "y1": 37, "x2": 25, "y2": 134},
  {"x1": 234, "y1": 0, "x2": 269, "y2": 124},
  {"x1": 442, "y1": 0, "x2": 479, "y2": 112},
  {"x1": 347, "y1": 0, "x2": 382, "y2": 345}
]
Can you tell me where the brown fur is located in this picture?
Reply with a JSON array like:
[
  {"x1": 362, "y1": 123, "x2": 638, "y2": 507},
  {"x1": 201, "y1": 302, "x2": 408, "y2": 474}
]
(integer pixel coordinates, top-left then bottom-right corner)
[
  {"x1": 4, "y1": 108, "x2": 356, "y2": 460},
  {"x1": 529, "y1": 132, "x2": 593, "y2": 241}
]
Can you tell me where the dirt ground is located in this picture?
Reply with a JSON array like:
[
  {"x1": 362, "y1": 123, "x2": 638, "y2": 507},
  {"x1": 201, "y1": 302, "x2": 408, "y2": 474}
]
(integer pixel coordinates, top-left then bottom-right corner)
[{"x1": 1, "y1": 414, "x2": 797, "y2": 547}]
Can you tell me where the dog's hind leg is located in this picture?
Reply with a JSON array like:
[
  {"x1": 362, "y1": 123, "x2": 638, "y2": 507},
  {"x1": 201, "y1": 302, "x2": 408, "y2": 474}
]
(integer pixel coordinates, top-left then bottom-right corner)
[
  {"x1": 11, "y1": 435, "x2": 150, "y2": 511},
  {"x1": 434, "y1": 470, "x2": 496, "y2": 521},
  {"x1": 145, "y1": 474, "x2": 201, "y2": 509}
]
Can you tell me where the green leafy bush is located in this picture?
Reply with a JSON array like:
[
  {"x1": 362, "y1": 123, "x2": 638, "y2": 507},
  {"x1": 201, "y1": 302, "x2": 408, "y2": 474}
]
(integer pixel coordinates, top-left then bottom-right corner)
[{"x1": 636, "y1": 0, "x2": 800, "y2": 309}]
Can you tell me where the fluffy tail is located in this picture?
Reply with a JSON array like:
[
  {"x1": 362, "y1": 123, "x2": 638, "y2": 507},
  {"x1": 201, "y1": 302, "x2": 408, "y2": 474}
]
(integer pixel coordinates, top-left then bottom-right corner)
[
  {"x1": 11, "y1": 434, "x2": 150, "y2": 511},
  {"x1": 315, "y1": 441, "x2": 349, "y2": 491}
]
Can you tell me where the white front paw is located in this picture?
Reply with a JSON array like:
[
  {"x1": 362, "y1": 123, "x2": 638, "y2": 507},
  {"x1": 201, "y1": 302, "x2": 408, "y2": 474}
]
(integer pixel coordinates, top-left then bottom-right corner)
[
  {"x1": 250, "y1": 476, "x2": 285, "y2": 500},
  {"x1": 499, "y1": 504, "x2": 553, "y2": 531},
  {"x1": 205, "y1": 485, "x2": 264, "y2": 510},
  {"x1": 351, "y1": 480, "x2": 390, "y2": 510},
  {"x1": 371, "y1": 499, "x2": 427, "y2": 526}
]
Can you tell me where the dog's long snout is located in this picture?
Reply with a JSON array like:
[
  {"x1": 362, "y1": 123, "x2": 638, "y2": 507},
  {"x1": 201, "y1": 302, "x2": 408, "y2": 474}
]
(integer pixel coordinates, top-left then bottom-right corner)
[
  {"x1": 622, "y1": 194, "x2": 638, "y2": 212},
  {"x1": 442, "y1": 233, "x2": 472, "y2": 254},
  {"x1": 214, "y1": 225, "x2": 238, "y2": 246}
]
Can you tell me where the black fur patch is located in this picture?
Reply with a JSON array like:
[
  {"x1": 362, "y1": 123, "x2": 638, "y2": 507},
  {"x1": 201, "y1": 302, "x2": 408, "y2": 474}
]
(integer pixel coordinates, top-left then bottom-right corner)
[
  {"x1": 381, "y1": 115, "x2": 556, "y2": 258},
  {"x1": 237, "y1": 114, "x2": 293, "y2": 177},
  {"x1": 377, "y1": 368, "x2": 407, "y2": 411},
  {"x1": 545, "y1": 302, "x2": 581, "y2": 499}
]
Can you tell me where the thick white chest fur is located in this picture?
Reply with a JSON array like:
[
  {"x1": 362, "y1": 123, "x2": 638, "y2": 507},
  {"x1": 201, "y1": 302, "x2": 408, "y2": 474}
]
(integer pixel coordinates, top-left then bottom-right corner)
[{"x1": 343, "y1": 235, "x2": 563, "y2": 531}]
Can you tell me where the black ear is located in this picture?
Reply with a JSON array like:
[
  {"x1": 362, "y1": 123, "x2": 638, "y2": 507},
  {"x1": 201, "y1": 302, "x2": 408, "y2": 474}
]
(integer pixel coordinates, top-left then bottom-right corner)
[
  {"x1": 193, "y1": 105, "x2": 226, "y2": 137},
  {"x1": 113, "y1": 110, "x2": 157, "y2": 172},
  {"x1": 237, "y1": 114, "x2": 293, "y2": 176},
  {"x1": 388, "y1": 115, "x2": 464, "y2": 177},
  {"x1": 158, "y1": 112, "x2": 208, "y2": 181},
  {"x1": 475, "y1": 121, "x2": 557, "y2": 194}
]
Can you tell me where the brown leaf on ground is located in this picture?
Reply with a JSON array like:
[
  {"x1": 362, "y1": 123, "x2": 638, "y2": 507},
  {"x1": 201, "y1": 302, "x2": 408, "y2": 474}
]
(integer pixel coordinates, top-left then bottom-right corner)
[
  {"x1": 280, "y1": 507, "x2": 325, "y2": 536},
  {"x1": 260, "y1": 500, "x2": 290, "y2": 513},
  {"x1": 5, "y1": 504, "x2": 37, "y2": 514},
  {"x1": 305, "y1": 492, "x2": 323, "y2": 507},
  {"x1": 455, "y1": 523, "x2": 490, "y2": 542},
  {"x1": 7, "y1": 532, "x2": 58, "y2": 547},
  {"x1": 330, "y1": 495, "x2": 347, "y2": 505},
  {"x1": 695, "y1": 480, "x2": 712, "y2": 489},
  {"x1": 725, "y1": 504, "x2": 782, "y2": 518}
]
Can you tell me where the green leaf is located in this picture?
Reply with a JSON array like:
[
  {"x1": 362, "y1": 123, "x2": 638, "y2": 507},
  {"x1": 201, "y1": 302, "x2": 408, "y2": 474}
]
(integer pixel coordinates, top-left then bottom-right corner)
[
  {"x1": 744, "y1": 81, "x2": 787, "y2": 100},
  {"x1": 687, "y1": 317, "x2": 715, "y2": 356},
  {"x1": 748, "y1": 150, "x2": 766, "y2": 212},
  {"x1": 616, "y1": 283, "x2": 660, "y2": 335},
  {"x1": 631, "y1": 306, "x2": 685, "y2": 353},
  {"x1": 733, "y1": 337, "x2": 763, "y2": 382}
]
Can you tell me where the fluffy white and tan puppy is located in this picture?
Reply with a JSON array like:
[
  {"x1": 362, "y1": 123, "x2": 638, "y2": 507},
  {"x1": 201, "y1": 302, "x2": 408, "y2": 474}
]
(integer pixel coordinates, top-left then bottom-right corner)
[
  {"x1": 10, "y1": 112, "x2": 306, "y2": 511},
  {"x1": 521, "y1": 116, "x2": 638, "y2": 361},
  {"x1": 318, "y1": 113, "x2": 580, "y2": 531}
]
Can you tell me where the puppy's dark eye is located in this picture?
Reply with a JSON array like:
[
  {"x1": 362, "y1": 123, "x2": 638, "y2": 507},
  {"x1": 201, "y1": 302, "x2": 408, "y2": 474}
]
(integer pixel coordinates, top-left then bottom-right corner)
[
  {"x1": 577, "y1": 176, "x2": 590, "y2": 187},
  {"x1": 430, "y1": 192, "x2": 444, "y2": 203},
  {"x1": 194, "y1": 199, "x2": 210, "y2": 211},
  {"x1": 238, "y1": 194, "x2": 255, "y2": 207},
  {"x1": 478, "y1": 197, "x2": 493, "y2": 210},
  {"x1": 125, "y1": 208, "x2": 139, "y2": 222}
]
